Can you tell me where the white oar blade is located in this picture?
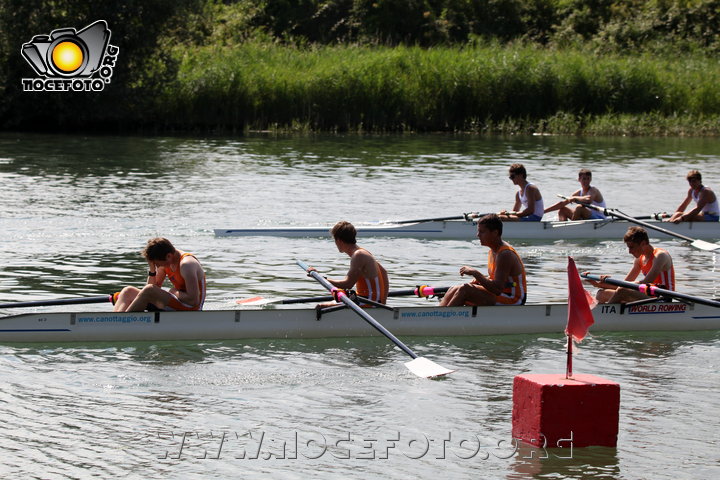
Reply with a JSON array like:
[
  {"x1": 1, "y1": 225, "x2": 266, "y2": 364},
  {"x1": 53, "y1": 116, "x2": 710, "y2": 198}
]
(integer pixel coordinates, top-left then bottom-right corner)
[
  {"x1": 691, "y1": 239, "x2": 720, "y2": 251},
  {"x1": 404, "y1": 357, "x2": 456, "y2": 378}
]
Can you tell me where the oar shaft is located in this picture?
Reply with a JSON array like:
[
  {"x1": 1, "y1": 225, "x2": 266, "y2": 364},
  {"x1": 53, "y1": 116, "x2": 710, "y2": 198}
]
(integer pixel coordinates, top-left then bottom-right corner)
[
  {"x1": 280, "y1": 285, "x2": 450, "y2": 304},
  {"x1": 559, "y1": 195, "x2": 697, "y2": 243},
  {"x1": 281, "y1": 295, "x2": 335, "y2": 304},
  {"x1": 581, "y1": 273, "x2": 720, "y2": 308},
  {"x1": 0, "y1": 295, "x2": 112, "y2": 309},
  {"x1": 297, "y1": 260, "x2": 418, "y2": 359},
  {"x1": 392, "y1": 213, "x2": 485, "y2": 224}
]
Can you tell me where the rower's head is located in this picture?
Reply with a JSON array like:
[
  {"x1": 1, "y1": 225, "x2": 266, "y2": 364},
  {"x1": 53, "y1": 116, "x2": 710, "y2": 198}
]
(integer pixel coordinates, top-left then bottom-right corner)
[
  {"x1": 331, "y1": 221, "x2": 357, "y2": 251},
  {"x1": 508, "y1": 163, "x2": 527, "y2": 184},
  {"x1": 578, "y1": 168, "x2": 592, "y2": 185},
  {"x1": 477, "y1": 213, "x2": 503, "y2": 246},
  {"x1": 623, "y1": 227, "x2": 650, "y2": 258},
  {"x1": 687, "y1": 170, "x2": 702, "y2": 188},
  {"x1": 142, "y1": 237, "x2": 177, "y2": 263}
]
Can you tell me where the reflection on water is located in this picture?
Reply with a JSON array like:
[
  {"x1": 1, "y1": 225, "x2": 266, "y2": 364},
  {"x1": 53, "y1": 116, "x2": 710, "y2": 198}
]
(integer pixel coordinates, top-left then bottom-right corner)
[
  {"x1": 510, "y1": 444, "x2": 620, "y2": 480},
  {"x1": 2, "y1": 133, "x2": 720, "y2": 478}
]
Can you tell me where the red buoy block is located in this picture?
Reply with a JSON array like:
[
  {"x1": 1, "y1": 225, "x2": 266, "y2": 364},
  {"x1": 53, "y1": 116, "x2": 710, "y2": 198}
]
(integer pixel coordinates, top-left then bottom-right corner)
[{"x1": 512, "y1": 373, "x2": 620, "y2": 448}]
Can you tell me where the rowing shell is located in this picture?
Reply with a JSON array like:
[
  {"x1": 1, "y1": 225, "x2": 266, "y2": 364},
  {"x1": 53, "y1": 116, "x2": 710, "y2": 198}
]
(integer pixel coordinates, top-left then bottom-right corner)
[
  {"x1": 1, "y1": 301, "x2": 718, "y2": 343},
  {"x1": 214, "y1": 218, "x2": 720, "y2": 240}
]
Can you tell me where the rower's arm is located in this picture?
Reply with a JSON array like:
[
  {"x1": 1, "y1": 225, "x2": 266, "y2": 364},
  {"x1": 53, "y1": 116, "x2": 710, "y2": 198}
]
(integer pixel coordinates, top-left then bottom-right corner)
[
  {"x1": 511, "y1": 193, "x2": 522, "y2": 214},
  {"x1": 149, "y1": 263, "x2": 166, "y2": 287},
  {"x1": 481, "y1": 250, "x2": 514, "y2": 295},
  {"x1": 674, "y1": 190, "x2": 693, "y2": 214},
  {"x1": 174, "y1": 262, "x2": 201, "y2": 307},
  {"x1": 574, "y1": 187, "x2": 601, "y2": 204},
  {"x1": 327, "y1": 252, "x2": 367, "y2": 290},
  {"x1": 624, "y1": 260, "x2": 643, "y2": 283},
  {"x1": 683, "y1": 189, "x2": 715, "y2": 219}
]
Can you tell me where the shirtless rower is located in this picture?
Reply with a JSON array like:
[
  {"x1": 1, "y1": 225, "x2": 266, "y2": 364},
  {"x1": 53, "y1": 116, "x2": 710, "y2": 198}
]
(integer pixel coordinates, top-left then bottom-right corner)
[
  {"x1": 440, "y1": 214, "x2": 527, "y2": 306},
  {"x1": 309, "y1": 221, "x2": 389, "y2": 306},
  {"x1": 498, "y1": 163, "x2": 544, "y2": 222},
  {"x1": 113, "y1": 237, "x2": 206, "y2": 312}
]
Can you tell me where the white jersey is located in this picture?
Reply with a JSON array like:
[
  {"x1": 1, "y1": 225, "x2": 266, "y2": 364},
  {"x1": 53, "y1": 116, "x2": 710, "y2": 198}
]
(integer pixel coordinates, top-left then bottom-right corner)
[
  {"x1": 582, "y1": 186, "x2": 606, "y2": 219},
  {"x1": 520, "y1": 182, "x2": 544, "y2": 218},
  {"x1": 692, "y1": 187, "x2": 719, "y2": 215}
]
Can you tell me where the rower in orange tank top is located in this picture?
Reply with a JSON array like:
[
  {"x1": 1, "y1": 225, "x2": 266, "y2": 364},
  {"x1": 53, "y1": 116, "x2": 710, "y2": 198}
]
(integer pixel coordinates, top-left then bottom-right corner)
[
  {"x1": 440, "y1": 214, "x2": 527, "y2": 307},
  {"x1": 354, "y1": 261, "x2": 389, "y2": 304},
  {"x1": 308, "y1": 221, "x2": 390, "y2": 308},
  {"x1": 586, "y1": 226, "x2": 675, "y2": 304},
  {"x1": 487, "y1": 244, "x2": 527, "y2": 305},
  {"x1": 164, "y1": 252, "x2": 207, "y2": 311},
  {"x1": 113, "y1": 238, "x2": 207, "y2": 312},
  {"x1": 640, "y1": 248, "x2": 675, "y2": 290}
]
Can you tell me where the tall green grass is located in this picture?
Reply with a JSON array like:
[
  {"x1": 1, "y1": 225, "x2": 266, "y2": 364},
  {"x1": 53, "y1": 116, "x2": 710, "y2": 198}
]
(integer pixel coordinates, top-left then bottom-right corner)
[{"x1": 158, "y1": 42, "x2": 720, "y2": 135}]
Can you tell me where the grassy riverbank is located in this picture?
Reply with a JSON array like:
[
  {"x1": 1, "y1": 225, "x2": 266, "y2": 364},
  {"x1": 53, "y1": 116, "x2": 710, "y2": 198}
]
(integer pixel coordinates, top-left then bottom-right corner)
[
  {"x1": 158, "y1": 42, "x2": 720, "y2": 135},
  {"x1": 2, "y1": 0, "x2": 720, "y2": 135}
]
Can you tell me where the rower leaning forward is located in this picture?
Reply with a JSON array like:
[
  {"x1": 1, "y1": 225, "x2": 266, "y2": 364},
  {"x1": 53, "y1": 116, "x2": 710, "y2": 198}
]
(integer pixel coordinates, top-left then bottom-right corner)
[
  {"x1": 584, "y1": 226, "x2": 675, "y2": 304},
  {"x1": 113, "y1": 237, "x2": 207, "y2": 312}
]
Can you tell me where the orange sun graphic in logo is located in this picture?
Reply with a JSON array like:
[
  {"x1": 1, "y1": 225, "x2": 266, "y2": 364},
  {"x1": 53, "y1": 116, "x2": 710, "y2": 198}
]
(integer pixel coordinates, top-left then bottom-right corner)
[{"x1": 51, "y1": 41, "x2": 84, "y2": 73}]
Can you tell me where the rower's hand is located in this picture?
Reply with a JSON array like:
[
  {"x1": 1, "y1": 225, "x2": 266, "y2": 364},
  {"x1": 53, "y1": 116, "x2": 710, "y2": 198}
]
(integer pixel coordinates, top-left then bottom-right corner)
[
  {"x1": 459, "y1": 266, "x2": 479, "y2": 277},
  {"x1": 582, "y1": 271, "x2": 606, "y2": 287},
  {"x1": 306, "y1": 266, "x2": 318, "y2": 276}
]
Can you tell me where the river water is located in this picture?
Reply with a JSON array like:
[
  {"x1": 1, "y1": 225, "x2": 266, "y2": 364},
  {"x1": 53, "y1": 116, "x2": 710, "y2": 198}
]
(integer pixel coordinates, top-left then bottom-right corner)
[{"x1": 0, "y1": 132, "x2": 719, "y2": 478}]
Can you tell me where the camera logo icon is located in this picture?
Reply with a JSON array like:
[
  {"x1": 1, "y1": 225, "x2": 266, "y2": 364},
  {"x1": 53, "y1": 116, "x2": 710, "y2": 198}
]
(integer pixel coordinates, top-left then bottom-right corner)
[{"x1": 21, "y1": 20, "x2": 120, "y2": 92}]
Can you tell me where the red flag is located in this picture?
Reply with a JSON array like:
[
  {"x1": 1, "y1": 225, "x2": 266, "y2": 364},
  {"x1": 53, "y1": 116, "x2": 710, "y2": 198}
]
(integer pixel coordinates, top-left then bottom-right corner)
[{"x1": 565, "y1": 256, "x2": 595, "y2": 342}]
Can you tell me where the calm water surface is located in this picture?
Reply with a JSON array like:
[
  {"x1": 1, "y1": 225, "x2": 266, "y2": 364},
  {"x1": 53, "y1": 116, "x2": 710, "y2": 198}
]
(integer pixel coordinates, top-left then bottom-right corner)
[{"x1": 1, "y1": 133, "x2": 719, "y2": 478}]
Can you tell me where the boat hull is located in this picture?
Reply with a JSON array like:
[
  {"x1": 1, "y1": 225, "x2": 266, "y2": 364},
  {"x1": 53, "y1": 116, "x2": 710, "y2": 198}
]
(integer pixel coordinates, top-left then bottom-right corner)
[
  {"x1": 214, "y1": 219, "x2": 720, "y2": 240},
  {"x1": 1, "y1": 302, "x2": 718, "y2": 343}
]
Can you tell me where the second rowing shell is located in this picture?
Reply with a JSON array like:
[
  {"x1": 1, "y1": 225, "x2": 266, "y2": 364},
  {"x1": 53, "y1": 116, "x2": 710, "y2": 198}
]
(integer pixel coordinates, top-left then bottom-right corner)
[{"x1": 214, "y1": 218, "x2": 720, "y2": 240}]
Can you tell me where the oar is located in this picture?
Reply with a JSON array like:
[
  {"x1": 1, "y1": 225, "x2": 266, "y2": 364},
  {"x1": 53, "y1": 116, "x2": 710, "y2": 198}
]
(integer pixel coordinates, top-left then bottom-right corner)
[
  {"x1": 0, "y1": 295, "x2": 113, "y2": 309},
  {"x1": 557, "y1": 195, "x2": 720, "y2": 251},
  {"x1": 236, "y1": 285, "x2": 451, "y2": 305},
  {"x1": 391, "y1": 213, "x2": 484, "y2": 224},
  {"x1": 581, "y1": 273, "x2": 720, "y2": 308},
  {"x1": 297, "y1": 260, "x2": 455, "y2": 378}
]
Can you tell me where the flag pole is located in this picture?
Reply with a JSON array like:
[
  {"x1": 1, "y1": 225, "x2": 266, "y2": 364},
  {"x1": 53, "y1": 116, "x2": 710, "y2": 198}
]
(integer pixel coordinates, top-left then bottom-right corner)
[{"x1": 566, "y1": 334, "x2": 573, "y2": 379}]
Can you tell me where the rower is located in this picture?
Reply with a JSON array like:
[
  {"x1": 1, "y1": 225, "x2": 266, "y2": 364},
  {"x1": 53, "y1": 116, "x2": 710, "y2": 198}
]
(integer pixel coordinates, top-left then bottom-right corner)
[
  {"x1": 585, "y1": 226, "x2": 675, "y2": 304},
  {"x1": 113, "y1": 237, "x2": 207, "y2": 312},
  {"x1": 498, "y1": 163, "x2": 544, "y2": 222},
  {"x1": 665, "y1": 170, "x2": 720, "y2": 223},
  {"x1": 307, "y1": 221, "x2": 389, "y2": 308},
  {"x1": 440, "y1": 214, "x2": 527, "y2": 306},
  {"x1": 544, "y1": 168, "x2": 606, "y2": 221}
]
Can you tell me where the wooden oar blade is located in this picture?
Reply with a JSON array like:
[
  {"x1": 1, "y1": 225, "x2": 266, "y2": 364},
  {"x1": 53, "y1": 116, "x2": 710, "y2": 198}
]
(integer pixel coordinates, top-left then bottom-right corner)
[
  {"x1": 404, "y1": 357, "x2": 456, "y2": 378},
  {"x1": 690, "y1": 239, "x2": 720, "y2": 251}
]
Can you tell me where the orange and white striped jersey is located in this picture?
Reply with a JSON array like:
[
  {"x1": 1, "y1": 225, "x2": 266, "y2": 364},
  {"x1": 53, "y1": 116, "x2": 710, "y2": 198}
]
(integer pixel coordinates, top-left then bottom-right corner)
[
  {"x1": 640, "y1": 247, "x2": 675, "y2": 290},
  {"x1": 488, "y1": 244, "x2": 527, "y2": 305}
]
